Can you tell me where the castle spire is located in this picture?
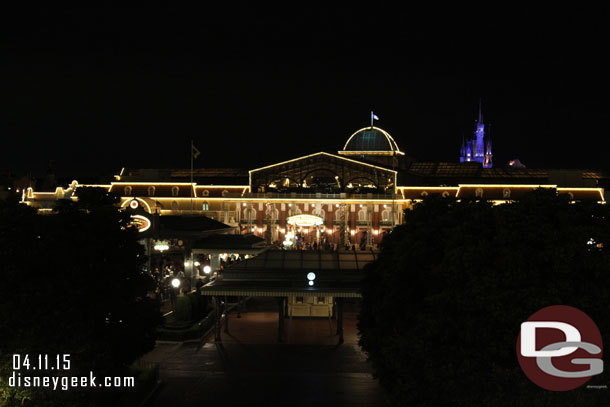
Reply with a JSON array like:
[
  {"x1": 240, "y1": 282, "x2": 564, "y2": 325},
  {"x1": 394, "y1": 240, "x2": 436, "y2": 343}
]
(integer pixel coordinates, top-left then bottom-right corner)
[{"x1": 460, "y1": 99, "x2": 492, "y2": 167}]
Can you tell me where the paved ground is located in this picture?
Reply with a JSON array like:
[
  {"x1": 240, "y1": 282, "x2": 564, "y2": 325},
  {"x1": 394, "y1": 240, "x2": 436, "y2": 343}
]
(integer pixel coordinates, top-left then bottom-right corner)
[{"x1": 144, "y1": 298, "x2": 388, "y2": 406}]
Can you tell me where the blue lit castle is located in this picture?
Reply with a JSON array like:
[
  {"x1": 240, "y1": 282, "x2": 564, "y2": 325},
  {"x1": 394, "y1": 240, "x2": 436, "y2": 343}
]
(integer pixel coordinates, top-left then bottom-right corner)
[{"x1": 460, "y1": 101, "x2": 492, "y2": 168}]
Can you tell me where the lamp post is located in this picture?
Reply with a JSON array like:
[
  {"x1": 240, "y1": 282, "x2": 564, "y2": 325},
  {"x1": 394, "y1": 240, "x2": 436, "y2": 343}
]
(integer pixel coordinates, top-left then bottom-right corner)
[{"x1": 170, "y1": 278, "x2": 180, "y2": 310}]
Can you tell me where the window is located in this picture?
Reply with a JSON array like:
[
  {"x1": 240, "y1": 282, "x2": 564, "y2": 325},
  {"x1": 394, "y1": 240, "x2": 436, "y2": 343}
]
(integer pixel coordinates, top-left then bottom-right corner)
[
  {"x1": 171, "y1": 201, "x2": 178, "y2": 210},
  {"x1": 202, "y1": 190, "x2": 210, "y2": 196},
  {"x1": 222, "y1": 190, "x2": 229, "y2": 197},
  {"x1": 317, "y1": 297, "x2": 325, "y2": 304},
  {"x1": 266, "y1": 207, "x2": 279, "y2": 221},
  {"x1": 172, "y1": 186, "x2": 179, "y2": 197},
  {"x1": 244, "y1": 207, "x2": 256, "y2": 221},
  {"x1": 381, "y1": 209, "x2": 391, "y2": 222},
  {"x1": 124, "y1": 186, "x2": 132, "y2": 196},
  {"x1": 358, "y1": 209, "x2": 368, "y2": 221},
  {"x1": 335, "y1": 208, "x2": 344, "y2": 220},
  {"x1": 148, "y1": 186, "x2": 155, "y2": 196},
  {"x1": 202, "y1": 201, "x2": 209, "y2": 211},
  {"x1": 296, "y1": 296, "x2": 304, "y2": 304},
  {"x1": 312, "y1": 208, "x2": 325, "y2": 219}
]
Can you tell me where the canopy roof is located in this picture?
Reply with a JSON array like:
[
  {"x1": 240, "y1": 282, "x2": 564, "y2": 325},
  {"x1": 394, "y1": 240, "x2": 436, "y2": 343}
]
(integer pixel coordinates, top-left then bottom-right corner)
[{"x1": 200, "y1": 249, "x2": 379, "y2": 298}]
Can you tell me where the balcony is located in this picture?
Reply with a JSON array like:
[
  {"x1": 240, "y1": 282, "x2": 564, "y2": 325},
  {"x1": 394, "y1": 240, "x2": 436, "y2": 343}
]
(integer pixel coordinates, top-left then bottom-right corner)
[{"x1": 243, "y1": 192, "x2": 394, "y2": 200}]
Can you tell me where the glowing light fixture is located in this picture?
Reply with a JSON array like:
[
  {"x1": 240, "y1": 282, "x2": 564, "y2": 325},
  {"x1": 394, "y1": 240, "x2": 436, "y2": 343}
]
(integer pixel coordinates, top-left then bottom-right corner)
[
  {"x1": 130, "y1": 215, "x2": 151, "y2": 232},
  {"x1": 154, "y1": 240, "x2": 170, "y2": 251},
  {"x1": 129, "y1": 200, "x2": 139, "y2": 209},
  {"x1": 307, "y1": 272, "x2": 316, "y2": 286},
  {"x1": 171, "y1": 278, "x2": 181, "y2": 288},
  {"x1": 203, "y1": 265, "x2": 212, "y2": 274},
  {"x1": 287, "y1": 214, "x2": 324, "y2": 227}
]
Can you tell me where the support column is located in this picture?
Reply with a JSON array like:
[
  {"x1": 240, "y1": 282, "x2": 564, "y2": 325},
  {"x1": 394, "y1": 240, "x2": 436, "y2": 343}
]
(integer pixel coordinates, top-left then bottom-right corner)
[
  {"x1": 278, "y1": 297, "x2": 284, "y2": 343},
  {"x1": 214, "y1": 296, "x2": 222, "y2": 342},
  {"x1": 224, "y1": 295, "x2": 229, "y2": 333},
  {"x1": 336, "y1": 298, "x2": 344, "y2": 344}
]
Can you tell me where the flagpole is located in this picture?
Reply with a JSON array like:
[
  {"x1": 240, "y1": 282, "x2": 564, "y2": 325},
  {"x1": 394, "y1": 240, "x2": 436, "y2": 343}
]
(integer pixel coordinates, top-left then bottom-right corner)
[
  {"x1": 370, "y1": 111, "x2": 373, "y2": 128},
  {"x1": 190, "y1": 139, "x2": 194, "y2": 213}
]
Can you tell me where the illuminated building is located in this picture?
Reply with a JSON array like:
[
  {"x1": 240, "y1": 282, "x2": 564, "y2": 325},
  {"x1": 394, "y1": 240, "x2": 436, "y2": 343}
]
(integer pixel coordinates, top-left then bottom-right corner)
[
  {"x1": 21, "y1": 121, "x2": 608, "y2": 325},
  {"x1": 22, "y1": 123, "x2": 606, "y2": 250},
  {"x1": 460, "y1": 101, "x2": 493, "y2": 168}
]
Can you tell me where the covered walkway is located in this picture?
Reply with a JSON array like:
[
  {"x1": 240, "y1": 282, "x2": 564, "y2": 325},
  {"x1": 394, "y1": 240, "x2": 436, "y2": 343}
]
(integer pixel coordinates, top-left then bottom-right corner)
[{"x1": 200, "y1": 249, "x2": 377, "y2": 344}]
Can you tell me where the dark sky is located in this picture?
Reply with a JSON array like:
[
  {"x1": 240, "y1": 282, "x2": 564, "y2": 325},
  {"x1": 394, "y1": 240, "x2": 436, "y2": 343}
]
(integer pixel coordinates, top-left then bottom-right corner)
[{"x1": 2, "y1": 6, "x2": 610, "y2": 179}]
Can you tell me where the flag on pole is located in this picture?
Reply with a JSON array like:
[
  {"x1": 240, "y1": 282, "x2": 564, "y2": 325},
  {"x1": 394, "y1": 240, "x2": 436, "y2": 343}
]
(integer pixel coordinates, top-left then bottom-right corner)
[
  {"x1": 370, "y1": 111, "x2": 380, "y2": 127},
  {"x1": 192, "y1": 144, "x2": 201, "y2": 159}
]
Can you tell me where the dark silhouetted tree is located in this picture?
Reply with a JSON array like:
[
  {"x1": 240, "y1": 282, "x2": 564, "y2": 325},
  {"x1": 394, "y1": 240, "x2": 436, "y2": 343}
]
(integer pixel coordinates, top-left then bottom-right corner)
[
  {"x1": 0, "y1": 188, "x2": 160, "y2": 406},
  {"x1": 359, "y1": 190, "x2": 610, "y2": 406}
]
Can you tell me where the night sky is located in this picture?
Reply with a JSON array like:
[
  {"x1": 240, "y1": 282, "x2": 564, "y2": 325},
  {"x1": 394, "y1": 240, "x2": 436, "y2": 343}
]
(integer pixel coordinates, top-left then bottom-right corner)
[{"x1": 2, "y1": 6, "x2": 610, "y2": 180}]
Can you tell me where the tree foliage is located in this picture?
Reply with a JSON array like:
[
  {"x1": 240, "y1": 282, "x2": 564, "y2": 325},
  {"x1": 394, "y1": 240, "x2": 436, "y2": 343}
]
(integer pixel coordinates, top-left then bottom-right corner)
[
  {"x1": 0, "y1": 188, "x2": 160, "y2": 406},
  {"x1": 359, "y1": 190, "x2": 610, "y2": 406}
]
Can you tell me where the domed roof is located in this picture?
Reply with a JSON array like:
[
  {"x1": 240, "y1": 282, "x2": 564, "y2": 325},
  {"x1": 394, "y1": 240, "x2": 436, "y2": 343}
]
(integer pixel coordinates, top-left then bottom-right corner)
[{"x1": 339, "y1": 126, "x2": 403, "y2": 156}]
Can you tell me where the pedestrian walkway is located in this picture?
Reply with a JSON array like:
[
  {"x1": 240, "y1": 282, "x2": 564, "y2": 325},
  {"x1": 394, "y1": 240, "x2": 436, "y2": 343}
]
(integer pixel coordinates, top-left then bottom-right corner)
[{"x1": 144, "y1": 298, "x2": 387, "y2": 406}]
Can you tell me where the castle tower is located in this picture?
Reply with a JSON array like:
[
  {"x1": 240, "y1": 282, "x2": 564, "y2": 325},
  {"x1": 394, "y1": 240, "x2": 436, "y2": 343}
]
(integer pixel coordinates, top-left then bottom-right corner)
[{"x1": 460, "y1": 100, "x2": 492, "y2": 168}]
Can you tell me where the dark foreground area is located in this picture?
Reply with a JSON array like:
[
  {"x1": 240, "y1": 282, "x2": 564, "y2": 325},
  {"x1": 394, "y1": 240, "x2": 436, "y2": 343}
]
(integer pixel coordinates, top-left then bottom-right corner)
[{"x1": 143, "y1": 298, "x2": 387, "y2": 406}]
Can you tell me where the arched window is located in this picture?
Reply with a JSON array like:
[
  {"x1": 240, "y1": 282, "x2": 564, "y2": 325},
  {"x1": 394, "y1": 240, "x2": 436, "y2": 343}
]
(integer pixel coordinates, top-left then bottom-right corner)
[
  {"x1": 172, "y1": 186, "x2": 179, "y2": 197},
  {"x1": 335, "y1": 208, "x2": 344, "y2": 220},
  {"x1": 381, "y1": 209, "x2": 392, "y2": 222},
  {"x1": 124, "y1": 186, "x2": 132, "y2": 196},
  {"x1": 475, "y1": 188, "x2": 484, "y2": 199},
  {"x1": 289, "y1": 206, "x2": 302, "y2": 216},
  {"x1": 202, "y1": 190, "x2": 210, "y2": 196},
  {"x1": 222, "y1": 190, "x2": 229, "y2": 197},
  {"x1": 358, "y1": 209, "x2": 369, "y2": 221},
  {"x1": 148, "y1": 186, "x2": 155, "y2": 196},
  {"x1": 171, "y1": 201, "x2": 179, "y2": 210},
  {"x1": 312, "y1": 208, "x2": 325, "y2": 219},
  {"x1": 244, "y1": 207, "x2": 257, "y2": 221},
  {"x1": 202, "y1": 201, "x2": 209, "y2": 211},
  {"x1": 270, "y1": 208, "x2": 279, "y2": 221}
]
